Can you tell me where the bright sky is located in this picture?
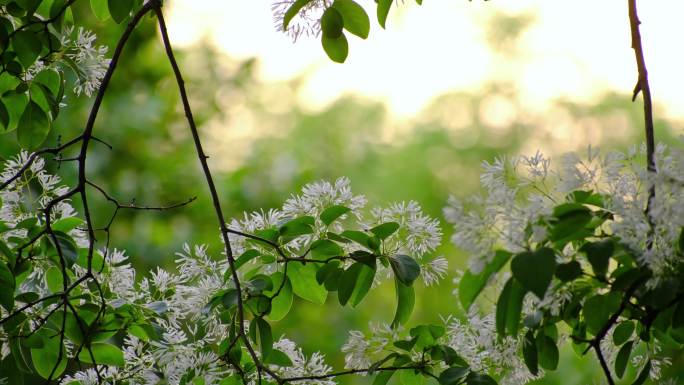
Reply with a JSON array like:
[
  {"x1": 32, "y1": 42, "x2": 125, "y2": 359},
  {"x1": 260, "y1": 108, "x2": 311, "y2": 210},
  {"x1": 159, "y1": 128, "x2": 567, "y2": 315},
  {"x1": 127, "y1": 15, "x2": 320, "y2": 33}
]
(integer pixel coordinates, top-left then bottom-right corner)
[{"x1": 166, "y1": 1, "x2": 684, "y2": 120}]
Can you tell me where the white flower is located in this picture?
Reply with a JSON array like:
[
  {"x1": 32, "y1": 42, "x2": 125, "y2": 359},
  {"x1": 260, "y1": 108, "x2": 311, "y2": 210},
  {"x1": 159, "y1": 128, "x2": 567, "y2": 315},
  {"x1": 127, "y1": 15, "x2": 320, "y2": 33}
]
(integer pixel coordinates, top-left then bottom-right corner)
[
  {"x1": 445, "y1": 312, "x2": 538, "y2": 385},
  {"x1": 422, "y1": 256, "x2": 449, "y2": 286},
  {"x1": 282, "y1": 176, "x2": 366, "y2": 219},
  {"x1": 266, "y1": 337, "x2": 335, "y2": 385},
  {"x1": 61, "y1": 27, "x2": 110, "y2": 96},
  {"x1": 371, "y1": 200, "x2": 442, "y2": 258},
  {"x1": 272, "y1": 0, "x2": 327, "y2": 42},
  {"x1": 341, "y1": 330, "x2": 372, "y2": 369}
]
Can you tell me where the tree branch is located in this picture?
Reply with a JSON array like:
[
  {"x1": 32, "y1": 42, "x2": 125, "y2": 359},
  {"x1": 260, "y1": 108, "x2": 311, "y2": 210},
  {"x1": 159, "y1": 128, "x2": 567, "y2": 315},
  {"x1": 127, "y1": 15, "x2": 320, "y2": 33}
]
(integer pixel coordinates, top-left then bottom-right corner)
[{"x1": 627, "y1": 0, "x2": 656, "y2": 221}]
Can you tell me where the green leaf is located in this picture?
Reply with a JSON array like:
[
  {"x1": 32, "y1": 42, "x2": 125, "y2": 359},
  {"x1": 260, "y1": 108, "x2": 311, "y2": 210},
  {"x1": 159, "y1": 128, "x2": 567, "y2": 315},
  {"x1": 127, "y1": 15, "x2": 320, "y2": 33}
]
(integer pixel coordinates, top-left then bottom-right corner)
[
  {"x1": 51, "y1": 217, "x2": 84, "y2": 233},
  {"x1": 45, "y1": 266, "x2": 63, "y2": 293},
  {"x1": 615, "y1": 340, "x2": 633, "y2": 379},
  {"x1": 247, "y1": 274, "x2": 274, "y2": 294},
  {"x1": 128, "y1": 324, "x2": 150, "y2": 341},
  {"x1": 400, "y1": 369, "x2": 424, "y2": 385},
  {"x1": 581, "y1": 239, "x2": 613, "y2": 277},
  {"x1": 459, "y1": 250, "x2": 511, "y2": 310},
  {"x1": 48, "y1": 0, "x2": 68, "y2": 29},
  {"x1": 264, "y1": 349, "x2": 293, "y2": 367},
  {"x1": 333, "y1": 0, "x2": 370, "y2": 39},
  {"x1": 279, "y1": 216, "x2": 315, "y2": 237},
  {"x1": 221, "y1": 288, "x2": 240, "y2": 309},
  {"x1": 78, "y1": 343, "x2": 125, "y2": 366},
  {"x1": 249, "y1": 318, "x2": 273, "y2": 360},
  {"x1": 323, "y1": 266, "x2": 344, "y2": 291},
  {"x1": 49, "y1": 231, "x2": 78, "y2": 268},
  {"x1": 0, "y1": 356, "x2": 24, "y2": 384},
  {"x1": 2, "y1": 91, "x2": 28, "y2": 133},
  {"x1": 465, "y1": 372, "x2": 497, "y2": 385},
  {"x1": 613, "y1": 321, "x2": 634, "y2": 346},
  {"x1": 34, "y1": 83, "x2": 59, "y2": 119},
  {"x1": 536, "y1": 335, "x2": 559, "y2": 370},
  {"x1": 438, "y1": 366, "x2": 469, "y2": 385},
  {"x1": 90, "y1": 0, "x2": 110, "y2": 20},
  {"x1": 0, "y1": 261, "x2": 15, "y2": 312},
  {"x1": 510, "y1": 248, "x2": 556, "y2": 298},
  {"x1": 266, "y1": 272, "x2": 293, "y2": 321},
  {"x1": 350, "y1": 261, "x2": 375, "y2": 306},
  {"x1": 672, "y1": 301, "x2": 684, "y2": 329},
  {"x1": 550, "y1": 206, "x2": 592, "y2": 242},
  {"x1": 283, "y1": 0, "x2": 315, "y2": 30},
  {"x1": 310, "y1": 239, "x2": 344, "y2": 259},
  {"x1": 495, "y1": 277, "x2": 525, "y2": 337},
  {"x1": 245, "y1": 295, "x2": 271, "y2": 316},
  {"x1": 341, "y1": 230, "x2": 371, "y2": 248},
  {"x1": 234, "y1": 249, "x2": 261, "y2": 271},
  {"x1": 370, "y1": 222, "x2": 400, "y2": 240},
  {"x1": 631, "y1": 360, "x2": 650, "y2": 385},
  {"x1": 31, "y1": 331, "x2": 67, "y2": 379},
  {"x1": 583, "y1": 293, "x2": 620, "y2": 335},
  {"x1": 410, "y1": 325, "x2": 441, "y2": 350},
  {"x1": 17, "y1": 101, "x2": 50, "y2": 150},
  {"x1": 555, "y1": 260, "x2": 582, "y2": 282},
  {"x1": 108, "y1": 0, "x2": 133, "y2": 23},
  {"x1": 377, "y1": 0, "x2": 393, "y2": 28},
  {"x1": 522, "y1": 330, "x2": 538, "y2": 375},
  {"x1": 439, "y1": 345, "x2": 468, "y2": 367},
  {"x1": 391, "y1": 278, "x2": 414, "y2": 328},
  {"x1": 16, "y1": 0, "x2": 40, "y2": 13},
  {"x1": 372, "y1": 371, "x2": 395, "y2": 385},
  {"x1": 316, "y1": 260, "x2": 341, "y2": 284},
  {"x1": 321, "y1": 7, "x2": 344, "y2": 38},
  {"x1": 0, "y1": 100, "x2": 9, "y2": 130},
  {"x1": 338, "y1": 262, "x2": 360, "y2": 306},
  {"x1": 350, "y1": 250, "x2": 376, "y2": 267},
  {"x1": 320, "y1": 205, "x2": 350, "y2": 225},
  {"x1": 288, "y1": 261, "x2": 327, "y2": 304},
  {"x1": 321, "y1": 32, "x2": 349, "y2": 63},
  {"x1": 390, "y1": 254, "x2": 420, "y2": 286},
  {"x1": 12, "y1": 30, "x2": 41, "y2": 67}
]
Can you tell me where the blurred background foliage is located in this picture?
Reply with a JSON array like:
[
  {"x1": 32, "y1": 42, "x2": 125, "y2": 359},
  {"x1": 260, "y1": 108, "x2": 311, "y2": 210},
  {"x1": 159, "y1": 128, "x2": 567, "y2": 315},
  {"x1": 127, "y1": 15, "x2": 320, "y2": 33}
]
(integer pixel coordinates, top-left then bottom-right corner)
[{"x1": 1, "y1": 3, "x2": 682, "y2": 384}]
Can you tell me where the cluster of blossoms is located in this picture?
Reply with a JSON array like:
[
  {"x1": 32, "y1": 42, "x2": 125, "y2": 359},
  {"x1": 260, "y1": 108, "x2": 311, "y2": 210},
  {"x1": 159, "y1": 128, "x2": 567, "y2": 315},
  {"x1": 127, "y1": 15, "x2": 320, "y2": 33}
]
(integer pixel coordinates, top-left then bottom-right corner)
[
  {"x1": 444, "y1": 142, "x2": 684, "y2": 383},
  {"x1": 0, "y1": 156, "x2": 336, "y2": 385},
  {"x1": 60, "y1": 26, "x2": 111, "y2": 97},
  {"x1": 24, "y1": 26, "x2": 109, "y2": 97},
  {"x1": 229, "y1": 176, "x2": 446, "y2": 287},
  {"x1": 0, "y1": 156, "x2": 449, "y2": 384},
  {"x1": 0, "y1": 151, "x2": 74, "y2": 231},
  {"x1": 444, "y1": 143, "x2": 684, "y2": 288},
  {"x1": 340, "y1": 314, "x2": 535, "y2": 385}
]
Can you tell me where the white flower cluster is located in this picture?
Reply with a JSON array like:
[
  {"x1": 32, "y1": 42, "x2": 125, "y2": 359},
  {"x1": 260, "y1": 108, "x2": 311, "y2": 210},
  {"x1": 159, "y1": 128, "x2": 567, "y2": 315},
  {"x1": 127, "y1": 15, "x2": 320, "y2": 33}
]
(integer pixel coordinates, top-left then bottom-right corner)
[
  {"x1": 445, "y1": 312, "x2": 539, "y2": 385},
  {"x1": 263, "y1": 337, "x2": 335, "y2": 385},
  {"x1": 0, "y1": 154, "x2": 336, "y2": 385},
  {"x1": 228, "y1": 177, "x2": 446, "y2": 286},
  {"x1": 60, "y1": 27, "x2": 111, "y2": 97},
  {"x1": 443, "y1": 151, "x2": 555, "y2": 273},
  {"x1": 341, "y1": 323, "x2": 398, "y2": 370},
  {"x1": 58, "y1": 243, "x2": 335, "y2": 385},
  {"x1": 369, "y1": 201, "x2": 446, "y2": 285},
  {"x1": 444, "y1": 143, "x2": 684, "y2": 287},
  {"x1": 271, "y1": 0, "x2": 327, "y2": 42},
  {"x1": 0, "y1": 151, "x2": 73, "y2": 231},
  {"x1": 340, "y1": 317, "x2": 535, "y2": 385},
  {"x1": 24, "y1": 26, "x2": 110, "y2": 98}
]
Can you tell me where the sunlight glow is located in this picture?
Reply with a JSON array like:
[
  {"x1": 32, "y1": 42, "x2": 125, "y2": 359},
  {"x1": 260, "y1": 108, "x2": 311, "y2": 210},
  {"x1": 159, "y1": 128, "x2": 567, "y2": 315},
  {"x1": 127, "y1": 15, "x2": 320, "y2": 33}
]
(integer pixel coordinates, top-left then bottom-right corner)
[{"x1": 166, "y1": 1, "x2": 684, "y2": 121}]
